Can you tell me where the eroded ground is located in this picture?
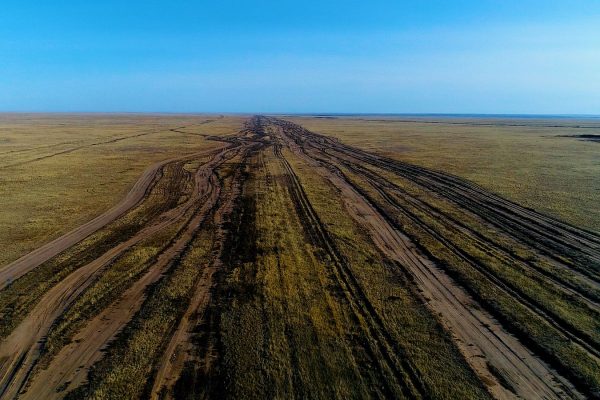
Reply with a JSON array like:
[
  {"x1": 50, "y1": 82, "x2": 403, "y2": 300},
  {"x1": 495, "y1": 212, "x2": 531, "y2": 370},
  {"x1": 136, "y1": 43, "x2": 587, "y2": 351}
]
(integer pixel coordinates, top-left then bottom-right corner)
[
  {"x1": 0, "y1": 116, "x2": 598, "y2": 399},
  {"x1": 285, "y1": 115, "x2": 600, "y2": 233}
]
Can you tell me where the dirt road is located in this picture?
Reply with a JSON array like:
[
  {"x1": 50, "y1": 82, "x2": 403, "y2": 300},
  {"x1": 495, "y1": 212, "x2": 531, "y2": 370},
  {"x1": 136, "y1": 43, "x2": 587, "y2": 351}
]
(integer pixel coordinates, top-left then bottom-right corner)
[
  {"x1": 1, "y1": 116, "x2": 598, "y2": 399},
  {"x1": 0, "y1": 145, "x2": 228, "y2": 291},
  {"x1": 266, "y1": 116, "x2": 596, "y2": 399}
]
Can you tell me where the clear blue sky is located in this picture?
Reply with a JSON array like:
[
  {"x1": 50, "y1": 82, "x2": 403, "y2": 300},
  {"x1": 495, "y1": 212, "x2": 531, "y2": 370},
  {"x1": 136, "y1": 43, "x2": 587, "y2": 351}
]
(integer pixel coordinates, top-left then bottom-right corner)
[{"x1": 1, "y1": 1, "x2": 599, "y2": 113}]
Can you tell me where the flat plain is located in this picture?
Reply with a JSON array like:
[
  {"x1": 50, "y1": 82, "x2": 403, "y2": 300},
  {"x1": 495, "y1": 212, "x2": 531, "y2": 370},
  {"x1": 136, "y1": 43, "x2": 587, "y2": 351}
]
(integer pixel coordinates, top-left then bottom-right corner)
[
  {"x1": 285, "y1": 115, "x2": 600, "y2": 232},
  {"x1": 0, "y1": 114, "x2": 598, "y2": 399}
]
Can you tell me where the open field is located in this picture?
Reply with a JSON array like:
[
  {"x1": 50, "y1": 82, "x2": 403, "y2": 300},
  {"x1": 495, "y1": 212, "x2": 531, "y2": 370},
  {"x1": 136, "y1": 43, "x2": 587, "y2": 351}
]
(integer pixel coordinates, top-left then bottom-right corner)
[
  {"x1": 0, "y1": 115, "x2": 599, "y2": 399},
  {"x1": 0, "y1": 114, "x2": 247, "y2": 267},
  {"x1": 285, "y1": 115, "x2": 600, "y2": 233}
]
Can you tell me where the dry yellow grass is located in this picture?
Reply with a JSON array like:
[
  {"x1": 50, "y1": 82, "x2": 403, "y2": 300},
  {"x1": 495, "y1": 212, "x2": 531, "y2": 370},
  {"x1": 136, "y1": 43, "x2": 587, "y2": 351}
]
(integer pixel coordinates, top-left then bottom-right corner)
[
  {"x1": 2, "y1": 114, "x2": 597, "y2": 399},
  {"x1": 284, "y1": 116, "x2": 600, "y2": 233},
  {"x1": 216, "y1": 146, "x2": 490, "y2": 399},
  {"x1": 0, "y1": 114, "x2": 247, "y2": 266}
]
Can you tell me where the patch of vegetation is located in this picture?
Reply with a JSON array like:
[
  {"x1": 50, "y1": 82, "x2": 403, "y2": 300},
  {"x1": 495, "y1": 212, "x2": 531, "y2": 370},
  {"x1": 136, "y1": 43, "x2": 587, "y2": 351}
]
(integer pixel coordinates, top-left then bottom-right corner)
[
  {"x1": 287, "y1": 116, "x2": 600, "y2": 232},
  {"x1": 65, "y1": 157, "x2": 243, "y2": 399},
  {"x1": 339, "y1": 163, "x2": 600, "y2": 395},
  {"x1": 65, "y1": 214, "x2": 217, "y2": 400},
  {"x1": 286, "y1": 149, "x2": 492, "y2": 399},
  {"x1": 38, "y1": 213, "x2": 186, "y2": 369},
  {"x1": 0, "y1": 162, "x2": 193, "y2": 339},
  {"x1": 212, "y1": 147, "x2": 491, "y2": 399},
  {"x1": 0, "y1": 114, "x2": 244, "y2": 266}
]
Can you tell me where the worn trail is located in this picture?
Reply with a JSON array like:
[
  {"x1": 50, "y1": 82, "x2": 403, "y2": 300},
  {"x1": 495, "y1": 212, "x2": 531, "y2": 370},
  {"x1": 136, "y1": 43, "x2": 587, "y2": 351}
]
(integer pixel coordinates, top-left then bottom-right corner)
[
  {"x1": 1, "y1": 116, "x2": 598, "y2": 399},
  {"x1": 267, "y1": 116, "x2": 594, "y2": 399}
]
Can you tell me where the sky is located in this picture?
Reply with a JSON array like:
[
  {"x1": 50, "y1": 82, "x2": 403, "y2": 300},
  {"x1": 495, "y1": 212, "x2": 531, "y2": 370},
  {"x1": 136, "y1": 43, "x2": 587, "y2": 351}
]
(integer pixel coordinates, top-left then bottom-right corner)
[{"x1": 0, "y1": 1, "x2": 599, "y2": 114}]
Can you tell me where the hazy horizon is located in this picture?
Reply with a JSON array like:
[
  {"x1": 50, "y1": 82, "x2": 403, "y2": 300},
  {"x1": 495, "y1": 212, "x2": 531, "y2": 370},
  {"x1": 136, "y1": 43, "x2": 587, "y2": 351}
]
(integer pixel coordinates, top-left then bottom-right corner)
[{"x1": 2, "y1": 112, "x2": 600, "y2": 120}]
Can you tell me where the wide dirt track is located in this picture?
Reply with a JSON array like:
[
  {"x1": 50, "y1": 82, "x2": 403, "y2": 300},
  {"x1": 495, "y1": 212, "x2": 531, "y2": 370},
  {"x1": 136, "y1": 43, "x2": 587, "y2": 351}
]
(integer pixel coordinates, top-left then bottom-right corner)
[{"x1": 0, "y1": 116, "x2": 598, "y2": 399}]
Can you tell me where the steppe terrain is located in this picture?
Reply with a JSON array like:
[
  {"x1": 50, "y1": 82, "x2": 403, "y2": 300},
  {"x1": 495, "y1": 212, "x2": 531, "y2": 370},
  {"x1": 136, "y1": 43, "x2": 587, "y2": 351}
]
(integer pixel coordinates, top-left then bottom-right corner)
[{"x1": 0, "y1": 114, "x2": 598, "y2": 399}]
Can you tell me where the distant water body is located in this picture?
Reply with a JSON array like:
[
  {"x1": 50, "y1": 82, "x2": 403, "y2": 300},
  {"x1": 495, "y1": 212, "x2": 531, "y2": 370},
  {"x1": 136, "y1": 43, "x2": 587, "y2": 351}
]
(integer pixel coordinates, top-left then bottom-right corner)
[{"x1": 306, "y1": 113, "x2": 600, "y2": 120}]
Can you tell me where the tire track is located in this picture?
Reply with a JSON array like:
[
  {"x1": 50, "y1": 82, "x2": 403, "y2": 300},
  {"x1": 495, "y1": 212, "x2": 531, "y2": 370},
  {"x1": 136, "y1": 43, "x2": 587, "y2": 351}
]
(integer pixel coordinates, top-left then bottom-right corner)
[
  {"x1": 286, "y1": 119, "x2": 600, "y2": 254},
  {"x1": 0, "y1": 119, "x2": 221, "y2": 168},
  {"x1": 277, "y1": 119, "x2": 600, "y2": 290},
  {"x1": 0, "y1": 145, "x2": 228, "y2": 290},
  {"x1": 306, "y1": 145, "x2": 600, "y2": 356},
  {"x1": 0, "y1": 144, "x2": 243, "y2": 399},
  {"x1": 272, "y1": 140, "x2": 426, "y2": 399},
  {"x1": 269, "y1": 116, "x2": 586, "y2": 399},
  {"x1": 22, "y1": 172, "x2": 221, "y2": 399},
  {"x1": 2, "y1": 115, "x2": 597, "y2": 399},
  {"x1": 332, "y1": 146, "x2": 600, "y2": 263},
  {"x1": 340, "y1": 159, "x2": 600, "y2": 305},
  {"x1": 149, "y1": 146, "x2": 251, "y2": 399},
  {"x1": 0, "y1": 128, "x2": 160, "y2": 170}
]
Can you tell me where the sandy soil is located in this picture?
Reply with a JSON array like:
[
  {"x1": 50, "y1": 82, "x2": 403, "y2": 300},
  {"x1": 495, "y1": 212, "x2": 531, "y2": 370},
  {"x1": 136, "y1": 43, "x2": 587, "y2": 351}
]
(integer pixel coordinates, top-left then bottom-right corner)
[
  {"x1": 269, "y1": 117, "x2": 591, "y2": 399},
  {"x1": 1, "y1": 116, "x2": 597, "y2": 399},
  {"x1": 0, "y1": 146, "x2": 227, "y2": 290}
]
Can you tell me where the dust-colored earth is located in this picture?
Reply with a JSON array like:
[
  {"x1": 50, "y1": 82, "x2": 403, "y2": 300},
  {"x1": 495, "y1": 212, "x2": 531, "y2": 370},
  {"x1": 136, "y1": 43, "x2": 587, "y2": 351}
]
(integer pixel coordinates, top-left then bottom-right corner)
[{"x1": 0, "y1": 116, "x2": 598, "y2": 399}]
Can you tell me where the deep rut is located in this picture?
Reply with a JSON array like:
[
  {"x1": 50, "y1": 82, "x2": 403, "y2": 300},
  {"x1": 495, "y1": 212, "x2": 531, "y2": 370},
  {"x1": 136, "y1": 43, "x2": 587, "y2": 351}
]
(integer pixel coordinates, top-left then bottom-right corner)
[
  {"x1": 1, "y1": 116, "x2": 598, "y2": 399},
  {"x1": 267, "y1": 116, "x2": 592, "y2": 399}
]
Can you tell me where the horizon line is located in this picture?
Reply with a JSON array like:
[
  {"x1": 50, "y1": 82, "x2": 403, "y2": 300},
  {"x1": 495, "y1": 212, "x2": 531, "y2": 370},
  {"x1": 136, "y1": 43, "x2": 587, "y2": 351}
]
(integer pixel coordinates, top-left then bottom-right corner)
[{"x1": 1, "y1": 111, "x2": 599, "y2": 119}]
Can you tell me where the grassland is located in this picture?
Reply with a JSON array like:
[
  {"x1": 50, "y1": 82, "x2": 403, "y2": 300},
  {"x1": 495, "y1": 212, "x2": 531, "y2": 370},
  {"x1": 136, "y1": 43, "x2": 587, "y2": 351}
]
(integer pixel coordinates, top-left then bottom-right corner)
[
  {"x1": 0, "y1": 114, "x2": 598, "y2": 399},
  {"x1": 0, "y1": 113, "x2": 246, "y2": 267},
  {"x1": 285, "y1": 116, "x2": 600, "y2": 233}
]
